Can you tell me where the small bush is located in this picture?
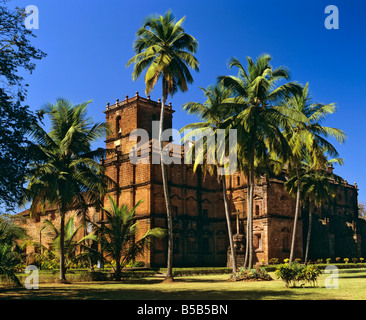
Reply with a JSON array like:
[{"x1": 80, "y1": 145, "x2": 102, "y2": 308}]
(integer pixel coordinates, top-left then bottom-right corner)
[
  {"x1": 275, "y1": 262, "x2": 322, "y2": 288},
  {"x1": 231, "y1": 267, "x2": 272, "y2": 282}
]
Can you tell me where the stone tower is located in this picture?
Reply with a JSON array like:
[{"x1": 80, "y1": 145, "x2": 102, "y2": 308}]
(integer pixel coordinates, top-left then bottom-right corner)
[{"x1": 102, "y1": 93, "x2": 228, "y2": 267}]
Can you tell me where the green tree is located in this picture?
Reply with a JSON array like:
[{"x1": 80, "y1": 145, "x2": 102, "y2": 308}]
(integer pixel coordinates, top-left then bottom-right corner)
[
  {"x1": 0, "y1": 215, "x2": 27, "y2": 287},
  {"x1": 41, "y1": 214, "x2": 96, "y2": 270},
  {"x1": 285, "y1": 153, "x2": 344, "y2": 263},
  {"x1": 219, "y1": 54, "x2": 301, "y2": 269},
  {"x1": 91, "y1": 196, "x2": 166, "y2": 281},
  {"x1": 23, "y1": 99, "x2": 110, "y2": 283},
  {"x1": 282, "y1": 83, "x2": 346, "y2": 262},
  {"x1": 180, "y1": 83, "x2": 238, "y2": 274},
  {"x1": 126, "y1": 10, "x2": 199, "y2": 281},
  {"x1": 0, "y1": 4, "x2": 46, "y2": 210}
]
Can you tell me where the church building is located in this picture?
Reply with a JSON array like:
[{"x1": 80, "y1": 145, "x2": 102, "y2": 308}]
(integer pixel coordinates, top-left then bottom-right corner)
[{"x1": 17, "y1": 93, "x2": 364, "y2": 267}]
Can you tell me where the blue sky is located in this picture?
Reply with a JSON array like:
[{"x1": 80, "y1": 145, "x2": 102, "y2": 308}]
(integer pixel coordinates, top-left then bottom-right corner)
[{"x1": 10, "y1": 0, "x2": 366, "y2": 202}]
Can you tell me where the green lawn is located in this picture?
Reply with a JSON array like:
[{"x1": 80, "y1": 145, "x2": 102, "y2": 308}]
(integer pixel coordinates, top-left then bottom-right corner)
[{"x1": 1, "y1": 269, "x2": 366, "y2": 300}]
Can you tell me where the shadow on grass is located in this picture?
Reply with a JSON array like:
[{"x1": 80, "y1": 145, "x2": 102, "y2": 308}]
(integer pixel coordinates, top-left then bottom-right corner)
[
  {"x1": 0, "y1": 287, "x2": 305, "y2": 300},
  {"x1": 0, "y1": 278, "x2": 316, "y2": 301}
]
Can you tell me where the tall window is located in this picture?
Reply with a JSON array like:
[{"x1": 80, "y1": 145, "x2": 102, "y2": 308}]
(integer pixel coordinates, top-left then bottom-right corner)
[
  {"x1": 254, "y1": 233, "x2": 262, "y2": 250},
  {"x1": 202, "y1": 209, "x2": 208, "y2": 220},
  {"x1": 116, "y1": 116, "x2": 122, "y2": 134},
  {"x1": 255, "y1": 205, "x2": 260, "y2": 216}
]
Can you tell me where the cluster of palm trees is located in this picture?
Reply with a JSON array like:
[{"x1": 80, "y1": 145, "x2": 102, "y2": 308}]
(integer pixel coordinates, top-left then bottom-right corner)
[
  {"x1": 127, "y1": 10, "x2": 346, "y2": 278},
  {"x1": 6, "y1": 10, "x2": 345, "y2": 286},
  {"x1": 20, "y1": 99, "x2": 165, "y2": 283}
]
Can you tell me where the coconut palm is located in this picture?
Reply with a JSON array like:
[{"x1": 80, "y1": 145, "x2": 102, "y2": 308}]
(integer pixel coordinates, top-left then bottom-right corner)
[
  {"x1": 91, "y1": 196, "x2": 165, "y2": 281},
  {"x1": 219, "y1": 54, "x2": 302, "y2": 269},
  {"x1": 41, "y1": 213, "x2": 96, "y2": 270},
  {"x1": 126, "y1": 10, "x2": 199, "y2": 281},
  {"x1": 23, "y1": 98, "x2": 110, "y2": 282},
  {"x1": 285, "y1": 152, "x2": 344, "y2": 263},
  {"x1": 180, "y1": 83, "x2": 238, "y2": 274},
  {"x1": 0, "y1": 243, "x2": 22, "y2": 287},
  {"x1": 0, "y1": 215, "x2": 27, "y2": 246},
  {"x1": 282, "y1": 83, "x2": 346, "y2": 262},
  {"x1": 0, "y1": 215, "x2": 27, "y2": 287}
]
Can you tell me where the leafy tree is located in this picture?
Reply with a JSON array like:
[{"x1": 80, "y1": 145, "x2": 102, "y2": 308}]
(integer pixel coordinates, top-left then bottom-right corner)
[
  {"x1": 127, "y1": 10, "x2": 199, "y2": 281},
  {"x1": 282, "y1": 82, "x2": 345, "y2": 262},
  {"x1": 285, "y1": 152, "x2": 344, "y2": 263},
  {"x1": 0, "y1": 214, "x2": 27, "y2": 246},
  {"x1": 219, "y1": 54, "x2": 301, "y2": 269},
  {"x1": 40, "y1": 214, "x2": 95, "y2": 270},
  {"x1": 0, "y1": 243, "x2": 22, "y2": 287},
  {"x1": 0, "y1": 214, "x2": 27, "y2": 287},
  {"x1": 0, "y1": 3, "x2": 46, "y2": 210},
  {"x1": 23, "y1": 99, "x2": 110, "y2": 283},
  {"x1": 180, "y1": 83, "x2": 238, "y2": 274},
  {"x1": 91, "y1": 196, "x2": 166, "y2": 281}
]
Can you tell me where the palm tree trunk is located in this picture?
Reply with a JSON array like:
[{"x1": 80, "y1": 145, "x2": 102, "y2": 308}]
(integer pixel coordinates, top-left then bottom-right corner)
[
  {"x1": 243, "y1": 184, "x2": 249, "y2": 269},
  {"x1": 222, "y1": 176, "x2": 237, "y2": 274},
  {"x1": 160, "y1": 85, "x2": 174, "y2": 282},
  {"x1": 304, "y1": 202, "x2": 312, "y2": 264},
  {"x1": 248, "y1": 162, "x2": 254, "y2": 270},
  {"x1": 115, "y1": 256, "x2": 122, "y2": 281},
  {"x1": 289, "y1": 169, "x2": 301, "y2": 263},
  {"x1": 58, "y1": 208, "x2": 67, "y2": 282}
]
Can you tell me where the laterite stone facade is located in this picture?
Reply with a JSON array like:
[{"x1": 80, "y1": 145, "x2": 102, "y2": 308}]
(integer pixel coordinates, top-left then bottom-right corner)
[{"x1": 17, "y1": 93, "x2": 364, "y2": 267}]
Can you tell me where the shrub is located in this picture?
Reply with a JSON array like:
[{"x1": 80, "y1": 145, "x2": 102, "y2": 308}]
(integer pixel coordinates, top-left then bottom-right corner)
[
  {"x1": 231, "y1": 267, "x2": 272, "y2": 282},
  {"x1": 344, "y1": 258, "x2": 349, "y2": 264},
  {"x1": 300, "y1": 264, "x2": 323, "y2": 287},
  {"x1": 269, "y1": 258, "x2": 279, "y2": 265},
  {"x1": 275, "y1": 263, "x2": 298, "y2": 288},
  {"x1": 352, "y1": 258, "x2": 358, "y2": 264},
  {"x1": 335, "y1": 257, "x2": 341, "y2": 263},
  {"x1": 275, "y1": 262, "x2": 322, "y2": 288},
  {"x1": 326, "y1": 258, "x2": 332, "y2": 264},
  {"x1": 316, "y1": 259, "x2": 323, "y2": 264},
  {"x1": 360, "y1": 257, "x2": 365, "y2": 263}
]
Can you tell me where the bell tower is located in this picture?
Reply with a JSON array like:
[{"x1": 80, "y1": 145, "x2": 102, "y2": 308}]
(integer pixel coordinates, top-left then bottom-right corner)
[{"x1": 104, "y1": 91, "x2": 174, "y2": 156}]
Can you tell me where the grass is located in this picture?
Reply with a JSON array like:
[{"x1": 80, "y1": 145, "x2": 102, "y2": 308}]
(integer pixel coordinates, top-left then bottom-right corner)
[{"x1": 1, "y1": 268, "x2": 366, "y2": 300}]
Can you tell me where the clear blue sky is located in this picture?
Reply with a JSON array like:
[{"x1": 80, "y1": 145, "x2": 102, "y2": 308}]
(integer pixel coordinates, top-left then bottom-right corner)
[{"x1": 10, "y1": 0, "x2": 366, "y2": 202}]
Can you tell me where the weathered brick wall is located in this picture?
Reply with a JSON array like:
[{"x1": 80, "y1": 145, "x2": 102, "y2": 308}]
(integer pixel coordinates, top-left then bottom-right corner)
[{"x1": 17, "y1": 96, "x2": 362, "y2": 269}]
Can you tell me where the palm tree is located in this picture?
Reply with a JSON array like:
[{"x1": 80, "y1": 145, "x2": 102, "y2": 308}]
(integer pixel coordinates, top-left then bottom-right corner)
[
  {"x1": 0, "y1": 215, "x2": 27, "y2": 246},
  {"x1": 0, "y1": 243, "x2": 22, "y2": 287},
  {"x1": 282, "y1": 83, "x2": 346, "y2": 262},
  {"x1": 180, "y1": 83, "x2": 238, "y2": 274},
  {"x1": 285, "y1": 153, "x2": 344, "y2": 263},
  {"x1": 23, "y1": 98, "x2": 110, "y2": 283},
  {"x1": 0, "y1": 215, "x2": 27, "y2": 287},
  {"x1": 219, "y1": 54, "x2": 301, "y2": 269},
  {"x1": 126, "y1": 10, "x2": 199, "y2": 281},
  {"x1": 41, "y1": 214, "x2": 96, "y2": 270},
  {"x1": 91, "y1": 196, "x2": 165, "y2": 281}
]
